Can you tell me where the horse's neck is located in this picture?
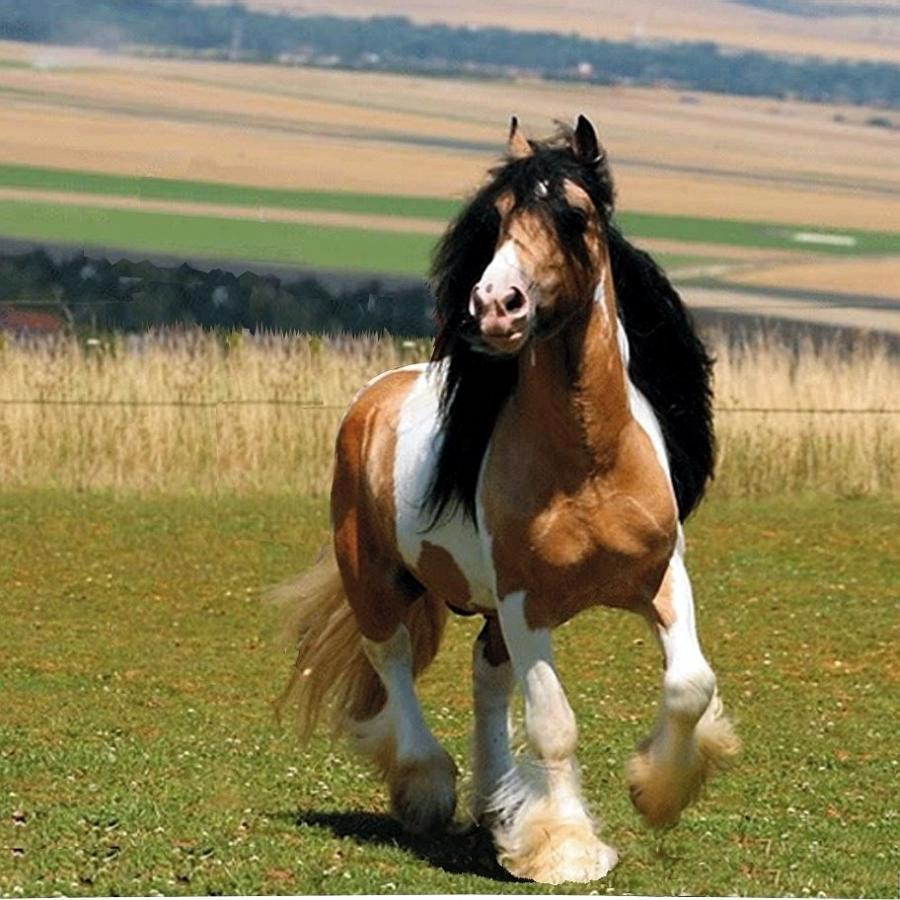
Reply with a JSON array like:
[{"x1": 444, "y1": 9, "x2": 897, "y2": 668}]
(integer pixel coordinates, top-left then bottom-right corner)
[{"x1": 516, "y1": 266, "x2": 631, "y2": 466}]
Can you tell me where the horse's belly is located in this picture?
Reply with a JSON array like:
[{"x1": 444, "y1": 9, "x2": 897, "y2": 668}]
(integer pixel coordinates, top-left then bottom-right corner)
[{"x1": 392, "y1": 365, "x2": 496, "y2": 613}]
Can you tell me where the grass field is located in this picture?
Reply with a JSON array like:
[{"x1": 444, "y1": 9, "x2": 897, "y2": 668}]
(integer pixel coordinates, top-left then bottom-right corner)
[
  {"x1": 0, "y1": 164, "x2": 458, "y2": 220},
  {"x1": 2, "y1": 164, "x2": 898, "y2": 265},
  {"x1": 0, "y1": 198, "x2": 438, "y2": 276},
  {"x1": 0, "y1": 491, "x2": 897, "y2": 896}
]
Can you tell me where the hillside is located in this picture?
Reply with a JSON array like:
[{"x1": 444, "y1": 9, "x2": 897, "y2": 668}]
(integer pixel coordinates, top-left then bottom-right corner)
[
  {"x1": 2, "y1": 2, "x2": 897, "y2": 107},
  {"x1": 0, "y1": 40, "x2": 897, "y2": 310},
  {"x1": 197, "y1": 0, "x2": 900, "y2": 63}
]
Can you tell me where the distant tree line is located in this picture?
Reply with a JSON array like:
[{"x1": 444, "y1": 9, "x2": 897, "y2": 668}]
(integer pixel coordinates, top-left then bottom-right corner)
[
  {"x1": 0, "y1": 250, "x2": 435, "y2": 336},
  {"x1": 1, "y1": 0, "x2": 897, "y2": 107},
  {"x1": 735, "y1": 0, "x2": 897, "y2": 16}
]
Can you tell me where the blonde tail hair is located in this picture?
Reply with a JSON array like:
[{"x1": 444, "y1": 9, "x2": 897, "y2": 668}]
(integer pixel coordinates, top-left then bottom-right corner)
[{"x1": 271, "y1": 545, "x2": 448, "y2": 742}]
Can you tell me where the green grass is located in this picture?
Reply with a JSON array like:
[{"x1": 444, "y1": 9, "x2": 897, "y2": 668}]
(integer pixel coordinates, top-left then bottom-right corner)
[
  {"x1": 2, "y1": 162, "x2": 898, "y2": 259},
  {"x1": 0, "y1": 163, "x2": 458, "y2": 221},
  {"x1": 0, "y1": 198, "x2": 714, "y2": 276},
  {"x1": 617, "y1": 210, "x2": 900, "y2": 256},
  {"x1": 0, "y1": 199, "x2": 437, "y2": 276},
  {"x1": 0, "y1": 491, "x2": 896, "y2": 896}
]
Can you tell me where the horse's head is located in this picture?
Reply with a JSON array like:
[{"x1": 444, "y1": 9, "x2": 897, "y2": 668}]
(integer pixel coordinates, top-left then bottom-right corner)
[{"x1": 433, "y1": 115, "x2": 615, "y2": 356}]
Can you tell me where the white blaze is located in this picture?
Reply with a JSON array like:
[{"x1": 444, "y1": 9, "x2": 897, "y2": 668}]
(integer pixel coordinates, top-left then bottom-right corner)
[{"x1": 469, "y1": 240, "x2": 527, "y2": 316}]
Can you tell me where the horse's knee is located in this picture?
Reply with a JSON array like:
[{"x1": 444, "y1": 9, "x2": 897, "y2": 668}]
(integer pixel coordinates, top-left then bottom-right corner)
[
  {"x1": 663, "y1": 663, "x2": 716, "y2": 724},
  {"x1": 362, "y1": 626, "x2": 412, "y2": 673},
  {"x1": 524, "y1": 661, "x2": 578, "y2": 761}
]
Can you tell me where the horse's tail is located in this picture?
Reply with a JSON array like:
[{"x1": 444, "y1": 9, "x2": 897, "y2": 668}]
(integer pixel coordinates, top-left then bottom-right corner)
[{"x1": 271, "y1": 545, "x2": 447, "y2": 743}]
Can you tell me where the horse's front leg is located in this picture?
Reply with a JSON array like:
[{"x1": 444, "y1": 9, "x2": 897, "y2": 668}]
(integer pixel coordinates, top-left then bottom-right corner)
[
  {"x1": 627, "y1": 548, "x2": 740, "y2": 827},
  {"x1": 470, "y1": 617, "x2": 515, "y2": 823},
  {"x1": 487, "y1": 592, "x2": 617, "y2": 884}
]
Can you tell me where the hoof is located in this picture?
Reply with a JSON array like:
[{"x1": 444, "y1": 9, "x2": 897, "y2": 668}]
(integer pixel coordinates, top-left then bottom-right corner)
[
  {"x1": 627, "y1": 698, "x2": 740, "y2": 829},
  {"x1": 626, "y1": 748, "x2": 696, "y2": 828},
  {"x1": 389, "y1": 749, "x2": 458, "y2": 834},
  {"x1": 498, "y1": 822, "x2": 618, "y2": 885}
]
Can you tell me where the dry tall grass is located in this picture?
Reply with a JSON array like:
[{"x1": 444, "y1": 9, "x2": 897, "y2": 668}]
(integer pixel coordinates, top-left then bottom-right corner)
[{"x1": 0, "y1": 329, "x2": 896, "y2": 499}]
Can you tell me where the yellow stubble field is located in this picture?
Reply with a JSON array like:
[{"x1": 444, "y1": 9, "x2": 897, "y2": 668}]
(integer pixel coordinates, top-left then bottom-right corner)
[
  {"x1": 0, "y1": 40, "x2": 897, "y2": 297},
  {"x1": 1, "y1": 43, "x2": 897, "y2": 224}
]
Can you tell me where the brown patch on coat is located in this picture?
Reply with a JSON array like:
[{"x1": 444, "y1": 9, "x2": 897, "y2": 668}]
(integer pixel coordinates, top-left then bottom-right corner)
[
  {"x1": 494, "y1": 190, "x2": 515, "y2": 219},
  {"x1": 562, "y1": 179, "x2": 594, "y2": 213},
  {"x1": 415, "y1": 540, "x2": 472, "y2": 609},
  {"x1": 331, "y1": 368, "x2": 422, "y2": 641},
  {"x1": 478, "y1": 615, "x2": 510, "y2": 667},
  {"x1": 504, "y1": 210, "x2": 590, "y2": 331},
  {"x1": 650, "y1": 565, "x2": 676, "y2": 630}
]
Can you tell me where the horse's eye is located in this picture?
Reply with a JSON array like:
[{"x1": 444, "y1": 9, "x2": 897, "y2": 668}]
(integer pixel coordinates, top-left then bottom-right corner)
[
  {"x1": 481, "y1": 205, "x2": 502, "y2": 233},
  {"x1": 561, "y1": 207, "x2": 588, "y2": 235}
]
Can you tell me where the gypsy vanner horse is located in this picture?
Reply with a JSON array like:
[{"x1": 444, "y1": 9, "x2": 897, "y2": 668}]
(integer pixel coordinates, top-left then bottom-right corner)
[{"x1": 275, "y1": 116, "x2": 740, "y2": 884}]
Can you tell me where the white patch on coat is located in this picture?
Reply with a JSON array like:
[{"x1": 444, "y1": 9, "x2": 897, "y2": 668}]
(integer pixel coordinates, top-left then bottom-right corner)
[
  {"x1": 479, "y1": 239, "x2": 527, "y2": 293},
  {"x1": 496, "y1": 592, "x2": 577, "y2": 761},
  {"x1": 470, "y1": 239, "x2": 537, "y2": 318},
  {"x1": 657, "y1": 552, "x2": 716, "y2": 721},
  {"x1": 356, "y1": 625, "x2": 457, "y2": 833},
  {"x1": 392, "y1": 362, "x2": 497, "y2": 611},
  {"x1": 470, "y1": 636, "x2": 515, "y2": 821},
  {"x1": 360, "y1": 625, "x2": 445, "y2": 764}
]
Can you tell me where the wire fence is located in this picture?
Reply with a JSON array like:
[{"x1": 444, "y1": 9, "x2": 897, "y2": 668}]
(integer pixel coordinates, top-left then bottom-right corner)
[{"x1": 0, "y1": 397, "x2": 897, "y2": 414}]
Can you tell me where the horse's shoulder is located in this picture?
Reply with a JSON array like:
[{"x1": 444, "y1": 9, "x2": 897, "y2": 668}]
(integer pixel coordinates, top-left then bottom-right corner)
[
  {"x1": 334, "y1": 364, "x2": 426, "y2": 488},
  {"x1": 347, "y1": 364, "x2": 427, "y2": 415}
]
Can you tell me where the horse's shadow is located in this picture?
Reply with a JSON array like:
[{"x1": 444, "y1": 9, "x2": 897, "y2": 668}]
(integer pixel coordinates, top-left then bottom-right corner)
[{"x1": 269, "y1": 808, "x2": 522, "y2": 882}]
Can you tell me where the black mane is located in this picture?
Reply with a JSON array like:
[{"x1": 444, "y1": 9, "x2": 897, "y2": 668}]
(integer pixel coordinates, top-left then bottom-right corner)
[
  {"x1": 608, "y1": 226, "x2": 715, "y2": 519},
  {"x1": 426, "y1": 127, "x2": 714, "y2": 526}
]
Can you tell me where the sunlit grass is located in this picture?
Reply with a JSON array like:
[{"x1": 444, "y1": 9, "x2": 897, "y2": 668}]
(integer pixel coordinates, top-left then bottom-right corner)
[{"x1": 0, "y1": 492, "x2": 896, "y2": 896}]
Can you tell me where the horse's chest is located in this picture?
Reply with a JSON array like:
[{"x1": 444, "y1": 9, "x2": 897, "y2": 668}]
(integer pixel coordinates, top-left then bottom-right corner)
[{"x1": 481, "y1": 438, "x2": 677, "y2": 625}]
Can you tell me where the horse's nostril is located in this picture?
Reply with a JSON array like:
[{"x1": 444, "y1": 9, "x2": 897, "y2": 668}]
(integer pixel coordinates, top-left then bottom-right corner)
[{"x1": 503, "y1": 288, "x2": 525, "y2": 314}]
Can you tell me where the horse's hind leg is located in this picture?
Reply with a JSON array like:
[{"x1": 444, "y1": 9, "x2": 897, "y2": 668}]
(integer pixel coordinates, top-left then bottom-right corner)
[
  {"x1": 487, "y1": 592, "x2": 617, "y2": 884},
  {"x1": 627, "y1": 548, "x2": 740, "y2": 828},
  {"x1": 348, "y1": 574, "x2": 457, "y2": 834}
]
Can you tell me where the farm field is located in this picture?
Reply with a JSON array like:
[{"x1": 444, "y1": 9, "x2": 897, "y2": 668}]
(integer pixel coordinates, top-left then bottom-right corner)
[
  {"x1": 199, "y1": 0, "x2": 900, "y2": 64},
  {"x1": 0, "y1": 40, "x2": 898, "y2": 302},
  {"x1": 0, "y1": 491, "x2": 897, "y2": 896}
]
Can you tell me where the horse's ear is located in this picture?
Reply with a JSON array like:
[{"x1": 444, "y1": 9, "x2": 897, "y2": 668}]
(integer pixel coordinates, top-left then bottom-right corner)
[
  {"x1": 572, "y1": 114, "x2": 604, "y2": 166},
  {"x1": 507, "y1": 116, "x2": 532, "y2": 159}
]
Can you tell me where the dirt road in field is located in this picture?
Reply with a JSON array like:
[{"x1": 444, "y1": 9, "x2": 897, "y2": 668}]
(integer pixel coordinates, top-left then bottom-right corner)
[
  {"x1": 0, "y1": 187, "x2": 445, "y2": 235},
  {"x1": 682, "y1": 285, "x2": 900, "y2": 337}
]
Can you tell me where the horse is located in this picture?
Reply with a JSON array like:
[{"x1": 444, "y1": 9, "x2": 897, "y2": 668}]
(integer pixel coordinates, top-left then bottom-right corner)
[{"x1": 274, "y1": 115, "x2": 740, "y2": 885}]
